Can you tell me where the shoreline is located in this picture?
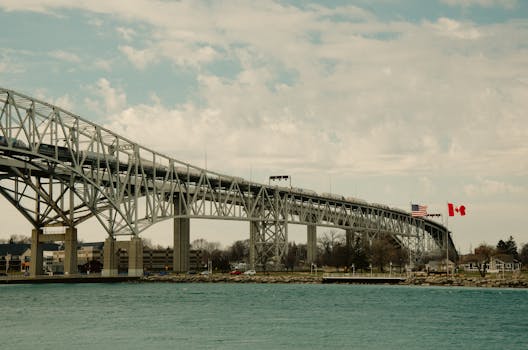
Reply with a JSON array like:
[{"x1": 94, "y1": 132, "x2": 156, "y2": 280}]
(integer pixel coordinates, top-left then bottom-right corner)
[
  {"x1": 1, "y1": 273, "x2": 527, "y2": 288},
  {"x1": 142, "y1": 273, "x2": 322, "y2": 284},
  {"x1": 141, "y1": 273, "x2": 528, "y2": 288},
  {"x1": 401, "y1": 274, "x2": 528, "y2": 288}
]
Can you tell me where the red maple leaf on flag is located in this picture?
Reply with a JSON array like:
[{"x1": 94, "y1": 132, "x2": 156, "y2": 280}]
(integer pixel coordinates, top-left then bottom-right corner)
[{"x1": 448, "y1": 203, "x2": 466, "y2": 216}]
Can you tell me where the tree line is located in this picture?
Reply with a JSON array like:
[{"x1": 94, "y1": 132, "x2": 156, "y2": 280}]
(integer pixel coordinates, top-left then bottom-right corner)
[
  {"x1": 189, "y1": 231, "x2": 410, "y2": 272},
  {"x1": 189, "y1": 232, "x2": 528, "y2": 274}
]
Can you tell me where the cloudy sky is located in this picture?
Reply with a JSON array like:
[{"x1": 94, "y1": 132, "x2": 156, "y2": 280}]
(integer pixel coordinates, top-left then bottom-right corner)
[{"x1": 0, "y1": 0, "x2": 527, "y2": 252}]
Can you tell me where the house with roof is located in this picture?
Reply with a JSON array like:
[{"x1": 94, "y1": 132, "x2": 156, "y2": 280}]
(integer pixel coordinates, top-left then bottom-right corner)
[
  {"x1": 0, "y1": 243, "x2": 61, "y2": 273},
  {"x1": 0, "y1": 243, "x2": 30, "y2": 273},
  {"x1": 461, "y1": 254, "x2": 522, "y2": 273},
  {"x1": 425, "y1": 258, "x2": 455, "y2": 273}
]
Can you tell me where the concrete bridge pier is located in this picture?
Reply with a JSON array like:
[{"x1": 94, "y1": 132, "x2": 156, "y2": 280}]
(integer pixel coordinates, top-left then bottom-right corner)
[
  {"x1": 63, "y1": 227, "x2": 78, "y2": 275},
  {"x1": 173, "y1": 198, "x2": 190, "y2": 273},
  {"x1": 306, "y1": 224, "x2": 317, "y2": 266},
  {"x1": 30, "y1": 226, "x2": 78, "y2": 277},
  {"x1": 128, "y1": 236, "x2": 143, "y2": 276},
  {"x1": 173, "y1": 217, "x2": 190, "y2": 273},
  {"x1": 102, "y1": 237, "x2": 118, "y2": 277},
  {"x1": 102, "y1": 236, "x2": 143, "y2": 276},
  {"x1": 29, "y1": 228, "x2": 44, "y2": 276}
]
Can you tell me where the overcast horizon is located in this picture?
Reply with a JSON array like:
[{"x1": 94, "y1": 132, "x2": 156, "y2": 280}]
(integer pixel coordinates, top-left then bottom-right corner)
[{"x1": 0, "y1": 0, "x2": 527, "y2": 253}]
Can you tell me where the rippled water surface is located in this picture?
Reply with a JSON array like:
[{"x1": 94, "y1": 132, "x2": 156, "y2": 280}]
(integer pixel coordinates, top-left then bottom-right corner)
[{"x1": 2, "y1": 282, "x2": 527, "y2": 349}]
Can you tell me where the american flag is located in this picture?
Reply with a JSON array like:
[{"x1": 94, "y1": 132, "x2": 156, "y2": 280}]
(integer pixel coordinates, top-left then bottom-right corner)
[{"x1": 411, "y1": 204, "x2": 428, "y2": 217}]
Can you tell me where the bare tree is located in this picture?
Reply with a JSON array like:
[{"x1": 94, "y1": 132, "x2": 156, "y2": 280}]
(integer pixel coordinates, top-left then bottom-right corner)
[
  {"x1": 141, "y1": 238, "x2": 154, "y2": 249},
  {"x1": 474, "y1": 244, "x2": 496, "y2": 277},
  {"x1": 191, "y1": 238, "x2": 221, "y2": 252},
  {"x1": 370, "y1": 237, "x2": 398, "y2": 272},
  {"x1": 229, "y1": 240, "x2": 249, "y2": 262},
  {"x1": 2, "y1": 234, "x2": 31, "y2": 244},
  {"x1": 349, "y1": 235, "x2": 370, "y2": 272},
  {"x1": 318, "y1": 230, "x2": 345, "y2": 268},
  {"x1": 283, "y1": 242, "x2": 299, "y2": 272}
]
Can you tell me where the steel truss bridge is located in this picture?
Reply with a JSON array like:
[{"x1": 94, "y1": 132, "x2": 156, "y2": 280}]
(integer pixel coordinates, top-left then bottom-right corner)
[{"x1": 0, "y1": 87, "x2": 457, "y2": 276}]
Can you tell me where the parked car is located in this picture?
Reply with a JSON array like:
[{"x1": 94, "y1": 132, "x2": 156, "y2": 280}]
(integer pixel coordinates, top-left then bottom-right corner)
[
  {"x1": 200, "y1": 270, "x2": 210, "y2": 275},
  {"x1": 243, "y1": 270, "x2": 256, "y2": 275},
  {"x1": 230, "y1": 270, "x2": 242, "y2": 275}
]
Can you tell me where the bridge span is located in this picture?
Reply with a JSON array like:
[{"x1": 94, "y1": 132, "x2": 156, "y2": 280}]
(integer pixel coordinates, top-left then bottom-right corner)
[{"x1": 0, "y1": 88, "x2": 457, "y2": 276}]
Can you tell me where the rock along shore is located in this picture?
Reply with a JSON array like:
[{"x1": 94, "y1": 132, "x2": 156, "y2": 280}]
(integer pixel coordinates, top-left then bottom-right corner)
[
  {"x1": 142, "y1": 274, "x2": 322, "y2": 284},
  {"x1": 142, "y1": 273, "x2": 528, "y2": 288},
  {"x1": 400, "y1": 274, "x2": 528, "y2": 288}
]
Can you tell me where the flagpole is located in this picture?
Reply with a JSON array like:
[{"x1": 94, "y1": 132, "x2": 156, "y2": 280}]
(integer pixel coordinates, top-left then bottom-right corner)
[{"x1": 445, "y1": 208, "x2": 449, "y2": 276}]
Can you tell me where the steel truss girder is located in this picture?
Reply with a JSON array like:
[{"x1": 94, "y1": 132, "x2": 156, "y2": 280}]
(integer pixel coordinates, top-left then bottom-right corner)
[{"x1": 0, "y1": 88, "x2": 457, "y2": 263}]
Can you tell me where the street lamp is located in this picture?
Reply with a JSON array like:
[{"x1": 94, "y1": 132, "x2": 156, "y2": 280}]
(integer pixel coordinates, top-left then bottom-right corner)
[
  {"x1": 369, "y1": 263, "x2": 372, "y2": 277},
  {"x1": 5, "y1": 254, "x2": 11, "y2": 274},
  {"x1": 389, "y1": 261, "x2": 392, "y2": 277}
]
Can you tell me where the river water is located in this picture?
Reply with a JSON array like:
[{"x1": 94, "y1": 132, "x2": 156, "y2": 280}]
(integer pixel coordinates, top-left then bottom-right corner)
[{"x1": 1, "y1": 282, "x2": 527, "y2": 349}]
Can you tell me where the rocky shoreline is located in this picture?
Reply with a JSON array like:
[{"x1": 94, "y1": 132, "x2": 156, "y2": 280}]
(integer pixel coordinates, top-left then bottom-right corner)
[
  {"x1": 401, "y1": 274, "x2": 528, "y2": 288},
  {"x1": 142, "y1": 273, "x2": 322, "y2": 284},
  {"x1": 142, "y1": 273, "x2": 528, "y2": 288}
]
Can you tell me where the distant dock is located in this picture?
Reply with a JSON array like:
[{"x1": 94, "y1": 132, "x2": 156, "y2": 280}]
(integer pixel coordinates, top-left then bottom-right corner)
[
  {"x1": 322, "y1": 274, "x2": 406, "y2": 284},
  {"x1": 0, "y1": 275, "x2": 141, "y2": 284}
]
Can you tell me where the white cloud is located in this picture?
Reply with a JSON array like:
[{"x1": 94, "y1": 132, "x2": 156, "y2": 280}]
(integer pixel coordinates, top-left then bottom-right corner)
[
  {"x1": 33, "y1": 89, "x2": 75, "y2": 111},
  {"x1": 464, "y1": 178, "x2": 526, "y2": 196},
  {"x1": 86, "y1": 17, "x2": 103, "y2": 27},
  {"x1": 419, "y1": 177, "x2": 435, "y2": 196},
  {"x1": 49, "y1": 50, "x2": 81, "y2": 63},
  {"x1": 54, "y1": 94, "x2": 74, "y2": 111},
  {"x1": 441, "y1": 0, "x2": 518, "y2": 8},
  {"x1": 1, "y1": 1, "x2": 526, "y2": 178},
  {"x1": 0, "y1": 0, "x2": 66, "y2": 15},
  {"x1": 93, "y1": 58, "x2": 112, "y2": 71},
  {"x1": 116, "y1": 27, "x2": 136, "y2": 41},
  {"x1": 97, "y1": 6, "x2": 527, "y2": 177},
  {"x1": 427, "y1": 17, "x2": 481, "y2": 39},
  {"x1": 0, "y1": 50, "x2": 27, "y2": 74},
  {"x1": 84, "y1": 78, "x2": 127, "y2": 115},
  {"x1": 118, "y1": 45, "x2": 158, "y2": 70}
]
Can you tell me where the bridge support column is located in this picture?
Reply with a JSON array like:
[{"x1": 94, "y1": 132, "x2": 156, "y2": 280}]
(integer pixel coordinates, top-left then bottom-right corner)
[
  {"x1": 173, "y1": 217, "x2": 190, "y2": 273},
  {"x1": 29, "y1": 228, "x2": 44, "y2": 277},
  {"x1": 173, "y1": 196, "x2": 190, "y2": 273},
  {"x1": 102, "y1": 237, "x2": 118, "y2": 277},
  {"x1": 249, "y1": 218, "x2": 288, "y2": 271},
  {"x1": 307, "y1": 224, "x2": 317, "y2": 266},
  {"x1": 63, "y1": 227, "x2": 78, "y2": 275},
  {"x1": 249, "y1": 220, "x2": 259, "y2": 269},
  {"x1": 128, "y1": 236, "x2": 143, "y2": 277}
]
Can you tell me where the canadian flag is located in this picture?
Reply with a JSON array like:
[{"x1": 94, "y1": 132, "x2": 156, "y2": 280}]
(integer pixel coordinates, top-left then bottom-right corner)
[{"x1": 448, "y1": 203, "x2": 466, "y2": 216}]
